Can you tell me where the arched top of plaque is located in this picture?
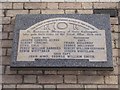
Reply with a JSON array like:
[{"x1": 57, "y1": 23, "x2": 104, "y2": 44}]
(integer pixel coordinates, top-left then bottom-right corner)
[{"x1": 25, "y1": 18, "x2": 99, "y2": 32}]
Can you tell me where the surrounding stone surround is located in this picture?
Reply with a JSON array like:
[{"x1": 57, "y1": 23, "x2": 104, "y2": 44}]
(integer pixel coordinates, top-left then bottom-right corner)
[{"x1": 1, "y1": 2, "x2": 120, "y2": 90}]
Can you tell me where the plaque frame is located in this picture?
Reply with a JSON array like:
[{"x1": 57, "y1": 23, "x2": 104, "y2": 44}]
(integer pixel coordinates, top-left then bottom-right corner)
[{"x1": 11, "y1": 14, "x2": 113, "y2": 70}]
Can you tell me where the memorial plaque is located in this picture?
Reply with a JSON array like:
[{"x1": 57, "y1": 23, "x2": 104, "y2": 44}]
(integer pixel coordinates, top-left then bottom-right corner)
[{"x1": 11, "y1": 14, "x2": 113, "y2": 70}]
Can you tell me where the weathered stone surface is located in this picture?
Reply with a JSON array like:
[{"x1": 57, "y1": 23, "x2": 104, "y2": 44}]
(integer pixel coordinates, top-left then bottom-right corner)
[
  {"x1": 24, "y1": 3, "x2": 47, "y2": 9},
  {"x1": 81, "y1": 3, "x2": 93, "y2": 9},
  {"x1": 2, "y1": 17, "x2": 11, "y2": 24},
  {"x1": 2, "y1": 75, "x2": 22, "y2": 84},
  {"x1": 3, "y1": 25, "x2": 14, "y2": 32},
  {"x1": 6, "y1": 10, "x2": 28, "y2": 17},
  {"x1": 2, "y1": 40, "x2": 12, "y2": 47},
  {"x1": 78, "y1": 76, "x2": 104, "y2": 84},
  {"x1": 59, "y1": 3, "x2": 82, "y2": 9},
  {"x1": 38, "y1": 75, "x2": 63, "y2": 84},
  {"x1": 24, "y1": 75, "x2": 36, "y2": 83},
  {"x1": 77, "y1": 10, "x2": 93, "y2": 14},
  {"x1": 41, "y1": 10, "x2": 64, "y2": 14},
  {"x1": 2, "y1": 56, "x2": 10, "y2": 65},
  {"x1": 105, "y1": 76, "x2": 118, "y2": 84},
  {"x1": 47, "y1": 3, "x2": 58, "y2": 9},
  {"x1": 2, "y1": 3, "x2": 12, "y2": 9},
  {"x1": 64, "y1": 75, "x2": 77, "y2": 83},
  {"x1": 17, "y1": 84, "x2": 42, "y2": 88},
  {"x1": 13, "y1": 3, "x2": 23, "y2": 9},
  {"x1": 94, "y1": 3, "x2": 118, "y2": 9}
]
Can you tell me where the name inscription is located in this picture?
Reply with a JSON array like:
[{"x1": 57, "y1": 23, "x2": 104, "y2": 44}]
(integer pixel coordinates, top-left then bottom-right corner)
[{"x1": 17, "y1": 18, "x2": 107, "y2": 62}]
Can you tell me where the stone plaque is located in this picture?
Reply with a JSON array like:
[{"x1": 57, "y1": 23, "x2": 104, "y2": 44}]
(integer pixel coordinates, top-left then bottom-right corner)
[{"x1": 11, "y1": 14, "x2": 113, "y2": 70}]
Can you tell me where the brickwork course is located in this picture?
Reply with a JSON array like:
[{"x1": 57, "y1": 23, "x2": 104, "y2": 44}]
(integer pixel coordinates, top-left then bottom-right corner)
[{"x1": 1, "y1": 2, "x2": 120, "y2": 90}]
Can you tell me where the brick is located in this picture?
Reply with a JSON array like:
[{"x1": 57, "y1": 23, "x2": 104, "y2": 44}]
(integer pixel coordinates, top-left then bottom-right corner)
[
  {"x1": 78, "y1": 76, "x2": 104, "y2": 84},
  {"x1": 77, "y1": 10, "x2": 93, "y2": 14},
  {"x1": 112, "y1": 33, "x2": 119, "y2": 40},
  {"x1": 57, "y1": 71, "x2": 78, "y2": 75},
  {"x1": 47, "y1": 3, "x2": 58, "y2": 9},
  {"x1": 110, "y1": 17, "x2": 118, "y2": 24},
  {"x1": 115, "y1": 40, "x2": 119, "y2": 49},
  {"x1": 38, "y1": 75, "x2": 63, "y2": 84},
  {"x1": 98, "y1": 85, "x2": 118, "y2": 88},
  {"x1": 118, "y1": 66, "x2": 120, "y2": 74},
  {"x1": 119, "y1": 10, "x2": 120, "y2": 16},
  {"x1": 3, "y1": 85, "x2": 16, "y2": 89},
  {"x1": 17, "y1": 84, "x2": 42, "y2": 88},
  {"x1": 0, "y1": 18, "x2": 2, "y2": 25},
  {"x1": 30, "y1": 10, "x2": 40, "y2": 14},
  {"x1": 64, "y1": 0, "x2": 76, "y2": 2},
  {"x1": 0, "y1": 48, "x2": 1, "y2": 56},
  {"x1": 119, "y1": 16, "x2": 120, "y2": 24},
  {"x1": 113, "y1": 57, "x2": 119, "y2": 66},
  {"x1": 0, "y1": 3, "x2": 2, "y2": 9},
  {"x1": 0, "y1": 10, "x2": 4, "y2": 17},
  {"x1": 64, "y1": 75, "x2": 77, "y2": 83},
  {"x1": 7, "y1": 48, "x2": 12, "y2": 56},
  {"x1": 2, "y1": 3, "x2": 12, "y2": 9},
  {"x1": 85, "y1": 85, "x2": 97, "y2": 89},
  {"x1": 82, "y1": 3, "x2": 93, "y2": 9},
  {"x1": 41, "y1": 10, "x2": 64, "y2": 14},
  {"x1": 2, "y1": 66, "x2": 5, "y2": 74},
  {"x1": 6, "y1": 10, "x2": 28, "y2": 17},
  {"x1": 113, "y1": 49, "x2": 119, "y2": 57},
  {"x1": 117, "y1": 57, "x2": 120, "y2": 66},
  {"x1": 111, "y1": 25, "x2": 119, "y2": 32},
  {"x1": 44, "y1": 85, "x2": 56, "y2": 89},
  {"x1": 59, "y1": 3, "x2": 82, "y2": 9},
  {"x1": 2, "y1": 17, "x2": 11, "y2": 25},
  {"x1": 13, "y1": 3, "x2": 23, "y2": 9},
  {"x1": 2, "y1": 75, "x2": 22, "y2": 84},
  {"x1": 2, "y1": 48, "x2": 6, "y2": 56},
  {"x1": 2, "y1": 32, "x2": 8, "y2": 39},
  {"x1": 85, "y1": 88, "x2": 97, "y2": 90},
  {"x1": 112, "y1": 40, "x2": 115, "y2": 49},
  {"x1": 29, "y1": 0, "x2": 41, "y2": 1},
  {"x1": 76, "y1": 0, "x2": 99, "y2": 2},
  {"x1": 93, "y1": 9, "x2": 118, "y2": 17},
  {"x1": 105, "y1": 76, "x2": 118, "y2": 84},
  {"x1": 94, "y1": 3, "x2": 117, "y2": 9},
  {"x1": 3, "y1": 25, "x2": 14, "y2": 32},
  {"x1": 65, "y1": 10, "x2": 76, "y2": 14},
  {"x1": 44, "y1": 71, "x2": 57, "y2": 74},
  {"x1": 24, "y1": 3, "x2": 47, "y2": 9},
  {"x1": 99, "y1": 0, "x2": 111, "y2": 2},
  {"x1": 42, "y1": 0, "x2": 64, "y2": 2},
  {"x1": 24, "y1": 75, "x2": 36, "y2": 83},
  {"x1": 0, "y1": 25, "x2": 1, "y2": 31},
  {"x1": 118, "y1": 25, "x2": 120, "y2": 32},
  {"x1": 8, "y1": 32, "x2": 13, "y2": 39},
  {"x1": 7, "y1": 0, "x2": 29, "y2": 2},
  {"x1": 2, "y1": 56, "x2": 10, "y2": 65},
  {"x1": 18, "y1": 70, "x2": 42, "y2": 74},
  {"x1": 5, "y1": 66, "x2": 17, "y2": 74},
  {"x1": 11, "y1": 17, "x2": 16, "y2": 25},
  {"x1": 57, "y1": 85, "x2": 84, "y2": 88},
  {"x1": 2, "y1": 40, "x2": 12, "y2": 47}
]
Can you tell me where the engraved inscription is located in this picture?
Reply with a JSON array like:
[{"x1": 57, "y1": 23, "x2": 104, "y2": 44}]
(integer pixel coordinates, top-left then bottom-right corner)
[{"x1": 17, "y1": 18, "x2": 107, "y2": 62}]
